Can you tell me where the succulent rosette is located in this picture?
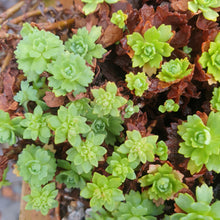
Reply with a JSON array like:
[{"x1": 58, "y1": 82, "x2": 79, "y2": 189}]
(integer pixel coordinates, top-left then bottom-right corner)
[
  {"x1": 139, "y1": 164, "x2": 184, "y2": 203},
  {"x1": 210, "y1": 87, "x2": 220, "y2": 111},
  {"x1": 125, "y1": 72, "x2": 149, "y2": 96},
  {"x1": 47, "y1": 51, "x2": 94, "y2": 97},
  {"x1": 17, "y1": 144, "x2": 57, "y2": 187},
  {"x1": 111, "y1": 10, "x2": 128, "y2": 29},
  {"x1": 23, "y1": 182, "x2": 58, "y2": 216},
  {"x1": 15, "y1": 23, "x2": 64, "y2": 82},
  {"x1": 199, "y1": 32, "x2": 220, "y2": 82},
  {"x1": 0, "y1": 110, "x2": 23, "y2": 145},
  {"x1": 65, "y1": 26, "x2": 106, "y2": 64},
  {"x1": 157, "y1": 58, "x2": 193, "y2": 82},
  {"x1": 177, "y1": 112, "x2": 220, "y2": 174},
  {"x1": 188, "y1": 0, "x2": 220, "y2": 21},
  {"x1": 127, "y1": 24, "x2": 174, "y2": 68}
]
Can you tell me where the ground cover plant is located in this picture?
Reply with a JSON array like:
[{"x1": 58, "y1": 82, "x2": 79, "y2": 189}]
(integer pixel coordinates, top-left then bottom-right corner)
[{"x1": 0, "y1": 0, "x2": 220, "y2": 219}]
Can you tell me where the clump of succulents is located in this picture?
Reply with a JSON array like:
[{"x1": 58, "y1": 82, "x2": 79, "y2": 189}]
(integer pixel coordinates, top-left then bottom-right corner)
[
  {"x1": 139, "y1": 163, "x2": 184, "y2": 203},
  {"x1": 80, "y1": 172, "x2": 124, "y2": 211},
  {"x1": 157, "y1": 58, "x2": 192, "y2": 82},
  {"x1": 110, "y1": 10, "x2": 128, "y2": 29},
  {"x1": 165, "y1": 183, "x2": 220, "y2": 219},
  {"x1": 65, "y1": 26, "x2": 106, "y2": 64},
  {"x1": 14, "y1": 23, "x2": 64, "y2": 82},
  {"x1": 23, "y1": 182, "x2": 58, "y2": 216},
  {"x1": 125, "y1": 72, "x2": 149, "y2": 96},
  {"x1": 188, "y1": 0, "x2": 220, "y2": 21},
  {"x1": 177, "y1": 111, "x2": 220, "y2": 174},
  {"x1": 210, "y1": 87, "x2": 220, "y2": 111},
  {"x1": 17, "y1": 144, "x2": 57, "y2": 187},
  {"x1": 127, "y1": 24, "x2": 174, "y2": 68},
  {"x1": 199, "y1": 32, "x2": 220, "y2": 82},
  {"x1": 117, "y1": 130, "x2": 158, "y2": 164},
  {"x1": 91, "y1": 82, "x2": 127, "y2": 117},
  {"x1": 0, "y1": 110, "x2": 23, "y2": 145},
  {"x1": 47, "y1": 51, "x2": 94, "y2": 97},
  {"x1": 158, "y1": 99, "x2": 180, "y2": 113}
]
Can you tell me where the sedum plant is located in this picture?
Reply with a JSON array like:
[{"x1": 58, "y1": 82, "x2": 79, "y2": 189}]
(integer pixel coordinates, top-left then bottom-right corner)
[
  {"x1": 91, "y1": 82, "x2": 127, "y2": 117},
  {"x1": 199, "y1": 32, "x2": 220, "y2": 82},
  {"x1": 117, "y1": 130, "x2": 158, "y2": 164},
  {"x1": 20, "y1": 105, "x2": 51, "y2": 144},
  {"x1": 139, "y1": 163, "x2": 184, "y2": 203},
  {"x1": 127, "y1": 24, "x2": 174, "y2": 68},
  {"x1": 65, "y1": 26, "x2": 106, "y2": 65},
  {"x1": 106, "y1": 152, "x2": 139, "y2": 182},
  {"x1": 165, "y1": 183, "x2": 220, "y2": 219},
  {"x1": 80, "y1": 172, "x2": 124, "y2": 211},
  {"x1": 47, "y1": 51, "x2": 94, "y2": 97},
  {"x1": 14, "y1": 23, "x2": 64, "y2": 82},
  {"x1": 177, "y1": 111, "x2": 220, "y2": 174},
  {"x1": 157, "y1": 58, "x2": 192, "y2": 83},
  {"x1": 156, "y1": 140, "x2": 168, "y2": 161},
  {"x1": 210, "y1": 87, "x2": 220, "y2": 111},
  {"x1": 82, "y1": 0, "x2": 119, "y2": 15},
  {"x1": 23, "y1": 182, "x2": 58, "y2": 216},
  {"x1": 47, "y1": 103, "x2": 90, "y2": 146},
  {"x1": 0, "y1": 167, "x2": 11, "y2": 188},
  {"x1": 158, "y1": 99, "x2": 180, "y2": 113},
  {"x1": 125, "y1": 72, "x2": 149, "y2": 96},
  {"x1": 113, "y1": 190, "x2": 164, "y2": 219},
  {"x1": 17, "y1": 144, "x2": 57, "y2": 187},
  {"x1": 0, "y1": 110, "x2": 23, "y2": 145},
  {"x1": 66, "y1": 132, "x2": 107, "y2": 174},
  {"x1": 110, "y1": 10, "x2": 128, "y2": 29},
  {"x1": 124, "y1": 100, "x2": 139, "y2": 118},
  {"x1": 188, "y1": 0, "x2": 220, "y2": 21},
  {"x1": 56, "y1": 160, "x2": 91, "y2": 189}
]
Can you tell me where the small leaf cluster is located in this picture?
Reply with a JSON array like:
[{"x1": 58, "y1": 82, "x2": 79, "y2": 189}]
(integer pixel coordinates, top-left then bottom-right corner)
[
  {"x1": 65, "y1": 26, "x2": 106, "y2": 64},
  {"x1": 127, "y1": 24, "x2": 174, "y2": 68},
  {"x1": 158, "y1": 99, "x2": 180, "y2": 113},
  {"x1": 157, "y1": 58, "x2": 192, "y2": 83},
  {"x1": 188, "y1": 0, "x2": 220, "y2": 21},
  {"x1": 165, "y1": 183, "x2": 220, "y2": 219},
  {"x1": 0, "y1": 167, "x2": 11, "y2": 188},
  {"x1": 23, "y1": 182, "x2": 58, "y2": 216},
  {"x1": 82, "y1": 0, "x2": 119, "y2": 15},
  {"x1": 156, "y1": 141, "x2": 169, "y2": 161},
  {"x1": 0, "y1": 110, "x2": 23, "y2": 145},
  {"x1": 210, "y1": 87, "x2": 220, "y2": 111},
  {"x1": 139, "y1": 163, "x2": 184, "y2": 203},
  {"x1": 110, "y1": 10, "x2": 128, "y2": 29},
  {"x1": 199, "y1": 32, "x2": 220, "y2": 82},
  {"x1": 80, "y1": 172, "x2": 124, "y2": 211},
  {"x1": 178, "y1": 111, "x2": 220, "y2": 174},
  {"x1": 17, "y1": 144, "x2": 57, "y2": 187},
  {"x1": 125, "y1": 72, "x2": 149, "y2": 96},
  {"x1": 124, "y1": 100, "x2": 139, "y2": 118}
]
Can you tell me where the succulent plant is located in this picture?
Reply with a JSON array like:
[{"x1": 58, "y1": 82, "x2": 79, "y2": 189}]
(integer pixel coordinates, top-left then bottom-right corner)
[
  {"x1": 23, "y1": 182, "x2": 58, "y2": 216},
  {"x1": 80, "y1": 172, "x2": 124, "y2": 211},
  {"x1": 158, "y1": 99, "x2": 180, "y2": 113},
  {"x1": 199, "y1": 32, "x2": 220, "y2": 82},
  {"x1": 47, "y1": 51, "x2": 94, "y2": 97},
  {"x1": 125, "y1": 72, "x2": 149, "y2": 96},
  {"x1": 110, "y1": 10, "x2": 128, "y2": 29},
  {"x1": 65, "y1": 26, "x2": 106, "y2": 64},
  {"x1": 117, "y1": 130, "x2": 158, "y2": 164},
  {"x1": 139, "y1": 163, "x2": 184, "y2": 203},
  {"x1": 157, "y1": 58, "x2": 192, "y2": 83},
  {"x1": 177, "y1": 111, "x2": 220, "y2": 174},
  {"x1": 91, "y1": 82, "x2": 127, "y2": 117},
  {"x1": 127, "y1": 24, "x2": 174, "y2": 68},
  {"x1": 188, "y1": 0, "x2": 220, "y2": 21},
  {"x1": 0, "y1": 110, "x2": 23, "y2": 145},
  {"x1": 14, "y1": 23, "x2": 64, "y2": 82},
  {"x1": 156, "y1": 140, "x2": 169, "y2": 161},
  {"x1": 210, "y1": 87, "x2": 220, "y2": 111},
  {"x1": 124, "y1": 100, "x2": 139, "y2": 118},
  {"x1": 17, "y1": 144, "x2": 57, "y2": 187}
]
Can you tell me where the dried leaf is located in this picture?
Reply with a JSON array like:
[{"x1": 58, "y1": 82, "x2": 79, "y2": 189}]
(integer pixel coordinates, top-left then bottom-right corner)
[{"x1": 43, "y1": 91, "x2": 65, "y2": 107}]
